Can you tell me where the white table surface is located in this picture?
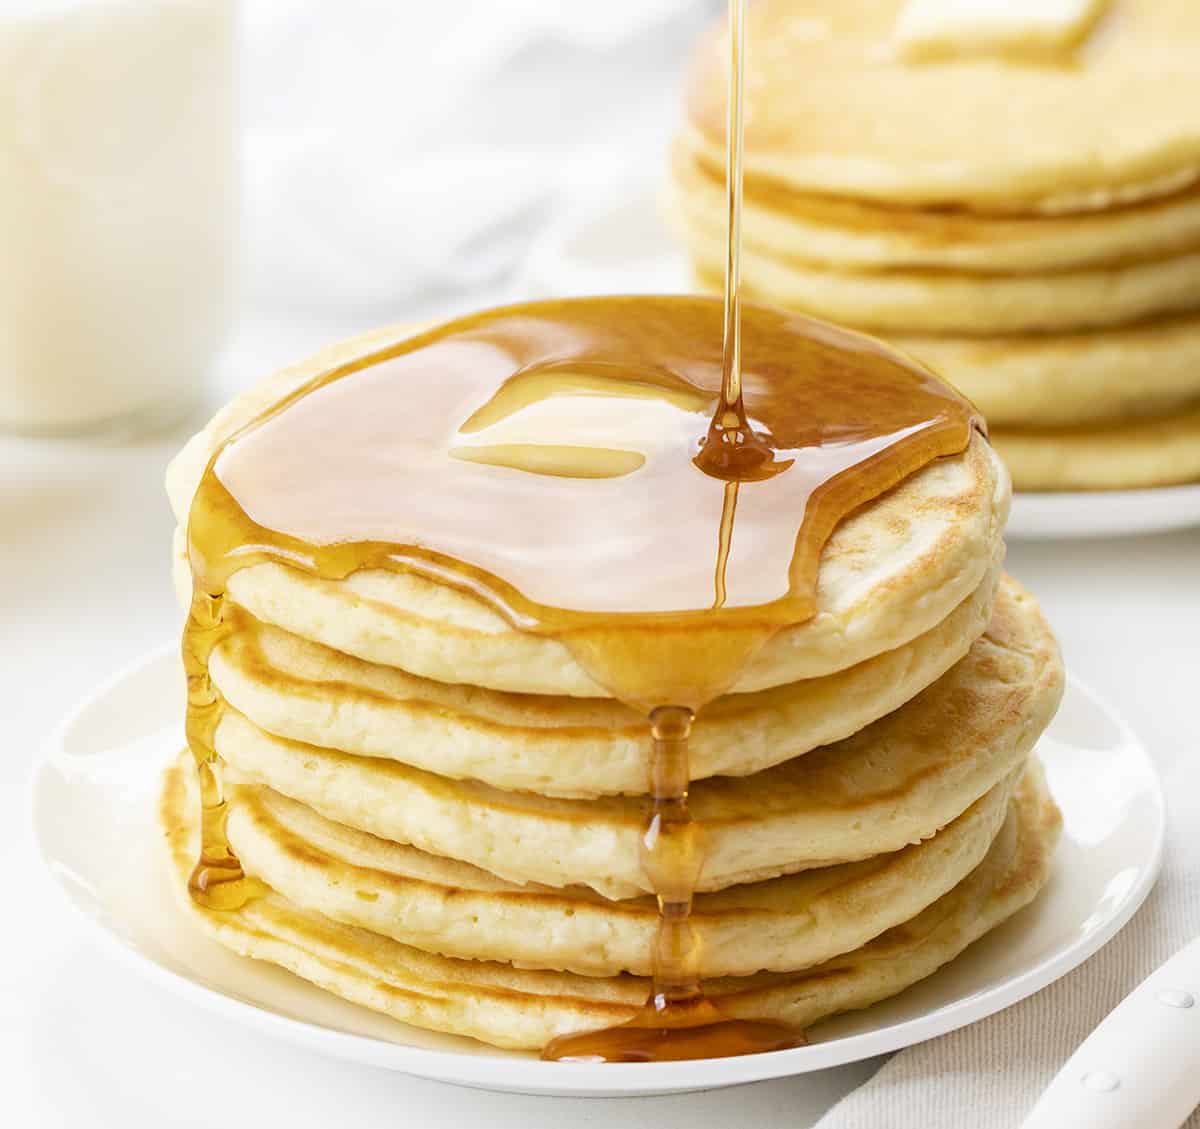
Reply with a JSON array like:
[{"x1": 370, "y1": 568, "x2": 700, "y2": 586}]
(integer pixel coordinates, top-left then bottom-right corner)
[{"x1": 4, "y1": 321, "x2": 1198, "y2": 1127}]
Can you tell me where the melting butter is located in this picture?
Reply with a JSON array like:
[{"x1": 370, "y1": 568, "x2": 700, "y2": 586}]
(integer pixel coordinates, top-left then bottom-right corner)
[
  {"x1": 449, "y1": 366, "x2": 714, "y2": 480},
  {"x1": 895, "y1": 0, "x2": 1110, "y2": 60},
  {"x1": 450, "y1": 444, "x2": 646, "y2": 479}
]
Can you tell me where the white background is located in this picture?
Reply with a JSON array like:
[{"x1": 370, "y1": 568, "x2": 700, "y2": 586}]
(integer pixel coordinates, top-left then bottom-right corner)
[{"x1": 3, "y1": 1, "x2": 1199, "y2": 1125}]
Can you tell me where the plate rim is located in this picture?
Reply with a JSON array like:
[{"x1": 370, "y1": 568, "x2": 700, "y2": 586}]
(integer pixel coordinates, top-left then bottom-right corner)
[
  {"x1": 31, "y1": 645, "x2": 1166, "y2": 1096},
  {"x1": 1008, "y1": 481, "x2": 1200, "y2": 540}
]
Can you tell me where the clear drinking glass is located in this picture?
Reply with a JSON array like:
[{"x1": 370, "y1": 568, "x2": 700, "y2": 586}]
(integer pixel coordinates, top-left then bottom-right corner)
[{"x1": 0, "y1": 0, "x2": 237, "y2": 437}]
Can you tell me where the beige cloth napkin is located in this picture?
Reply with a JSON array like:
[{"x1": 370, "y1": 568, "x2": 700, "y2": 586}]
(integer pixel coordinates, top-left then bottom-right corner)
[{"x1": 815, "y1": 814, "x2": 1200, "y2": 1127}]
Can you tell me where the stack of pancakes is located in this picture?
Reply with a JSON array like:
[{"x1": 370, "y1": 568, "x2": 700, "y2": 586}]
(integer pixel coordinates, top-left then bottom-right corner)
[
  {"x1": 670, "y1": 0, "x2": 1200, "y2": 491},
  {"x1": 162, "y1": 328, "x2": 1064, "y2": 1053}
]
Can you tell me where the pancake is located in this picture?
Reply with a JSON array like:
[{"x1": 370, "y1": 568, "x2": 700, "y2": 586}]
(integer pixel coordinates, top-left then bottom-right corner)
[
  {"x1": 684, "y1": 0, "x2": 1200, "y2": 211},
  {"x1": 205, "y1": 565, "x2": 998, "y2": 797},
  {"x1": 222, "y1": 760, "x2": 1020, "y2": 978},
  {"x1": 684, "y1": 234, "x2": 1200, "y2": 334},
  {"x1": 992, "y1": 404, "x2": 1200, "y2": 490},
  {"x1": 897, "y1": 313, "x2": 1200, "y2": 428},
  {"x1": 671, "y1": 143, "x2": 1200, "y2": 273},
  {"x1": 689, "y1": 268, "x2": 1200, "y2": 427},
  {"x1": 161, "y1": 754, "x2": 1062, "y2": 1051},
  {"x1": 212, "y1": 576, "x2": 1063, "y2": 898},
  {"x1": 167, "y1": 329, "x2": 1009, "y2": 698}
]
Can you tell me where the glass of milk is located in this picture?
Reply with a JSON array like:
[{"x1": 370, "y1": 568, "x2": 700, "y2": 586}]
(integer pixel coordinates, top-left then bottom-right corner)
[{"x1": 0, "y1": 0, "x2": 236, "y2": 436}]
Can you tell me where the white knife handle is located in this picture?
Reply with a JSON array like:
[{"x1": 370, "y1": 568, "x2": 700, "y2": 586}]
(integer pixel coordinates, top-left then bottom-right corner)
[{"x1": 1020, "y1": 934, "x2": 1200, "y2": 1129}]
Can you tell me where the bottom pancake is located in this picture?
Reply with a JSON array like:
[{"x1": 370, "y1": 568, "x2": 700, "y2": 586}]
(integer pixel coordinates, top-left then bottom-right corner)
[
  {"x1": 992, "y1": 404, "x2": 1200, "y2": 490},
  {"x1": 160, "y1": 757, "x2": 1059, "y2": 1052}
]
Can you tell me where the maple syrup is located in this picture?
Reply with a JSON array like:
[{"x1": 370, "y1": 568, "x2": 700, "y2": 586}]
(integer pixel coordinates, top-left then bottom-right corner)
[{"x1": 179, "y1": 0, "x2": 981, "y2": 1061}]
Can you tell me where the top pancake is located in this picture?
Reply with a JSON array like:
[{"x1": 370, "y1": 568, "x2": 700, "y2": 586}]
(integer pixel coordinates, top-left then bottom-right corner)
[
  {"x1": 167, "y1": 324, "x2": 1008, "y2": 698},
  {"x1": 685, "y1": 0, "x2": 1200, "y2": 210}
]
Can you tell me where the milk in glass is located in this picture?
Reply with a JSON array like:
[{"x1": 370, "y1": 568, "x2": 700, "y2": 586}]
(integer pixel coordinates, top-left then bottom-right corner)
[{"x1": 0, "y1": 0, "x2": 236, "y2": 435}]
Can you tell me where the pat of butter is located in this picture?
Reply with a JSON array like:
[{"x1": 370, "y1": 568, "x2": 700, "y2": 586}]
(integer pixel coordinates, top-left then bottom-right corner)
[{"x1": 895, "y1": 0, "x2": 1111, "y2": 60}]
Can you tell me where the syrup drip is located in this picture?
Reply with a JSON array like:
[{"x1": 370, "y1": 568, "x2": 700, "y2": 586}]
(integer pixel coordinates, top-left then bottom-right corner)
[
  {"x1": 542, "y1": 703, "x2": 799, "y2": 1062},
  {"x1": 182, "y1": 566, "x2": 268, "y2": 908},
  {"x1": 545, "y1": 0, "x2": 800, "y2": 1061},
  {"x1": 180, "y1": 7, "x2": 981, "y2": 1065}
]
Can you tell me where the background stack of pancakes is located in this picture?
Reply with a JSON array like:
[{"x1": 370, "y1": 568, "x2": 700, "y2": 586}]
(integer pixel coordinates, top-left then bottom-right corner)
[
  {"x1": 161, "y1": 331, "x2": 1065, "y2": 1052},
  {"x1": 670, "y1": 0, "x2": 1200, "y2": 491}
]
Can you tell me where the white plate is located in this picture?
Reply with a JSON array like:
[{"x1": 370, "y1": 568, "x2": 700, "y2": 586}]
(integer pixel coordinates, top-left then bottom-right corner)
[
  {"x1": 1007, "y1": 484, "x2": 1200, "y2": 540},
  {"x1": 523, "y1": 189, "x2": 1200, "y2": 543},
  {"x1": 32, "y1": 646, "x2": 1163, "y2": 1097}
]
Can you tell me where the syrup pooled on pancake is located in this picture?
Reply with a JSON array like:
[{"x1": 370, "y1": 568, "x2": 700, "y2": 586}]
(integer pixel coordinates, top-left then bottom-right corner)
[{"x1": 191, "y1": 297, "x2": 978, "y2": 695}]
